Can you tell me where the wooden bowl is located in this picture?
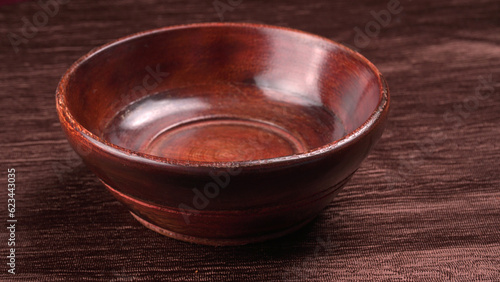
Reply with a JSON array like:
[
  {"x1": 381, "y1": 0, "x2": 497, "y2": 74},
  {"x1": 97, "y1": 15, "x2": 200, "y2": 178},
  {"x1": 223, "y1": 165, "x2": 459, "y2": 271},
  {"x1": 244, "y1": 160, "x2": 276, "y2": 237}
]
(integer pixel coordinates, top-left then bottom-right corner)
[{"x1": 56, "y1": 23, "x2": 389, "y2": 245}]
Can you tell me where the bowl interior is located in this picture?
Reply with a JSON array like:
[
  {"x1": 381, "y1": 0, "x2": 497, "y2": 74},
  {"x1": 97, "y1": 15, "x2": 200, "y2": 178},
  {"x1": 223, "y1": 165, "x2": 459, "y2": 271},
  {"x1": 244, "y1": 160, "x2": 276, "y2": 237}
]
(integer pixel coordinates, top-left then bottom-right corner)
[{"x1": 62, "y1": 24, "x2": 382, "y2": 163}]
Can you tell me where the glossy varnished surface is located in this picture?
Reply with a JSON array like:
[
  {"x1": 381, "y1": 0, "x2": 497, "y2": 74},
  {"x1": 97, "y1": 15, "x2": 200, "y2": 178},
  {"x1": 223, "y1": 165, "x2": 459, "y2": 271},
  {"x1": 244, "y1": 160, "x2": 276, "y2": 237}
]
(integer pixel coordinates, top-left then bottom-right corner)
[
  {"x1": 56, "y1": 23, "x2": 388, "y2": 244},
  {"x1": 102, "y1": 84, "x2": 345, "y2": 162},
  {"x1": 62, "y1": 24, "x2": 382, "y2": 166}
]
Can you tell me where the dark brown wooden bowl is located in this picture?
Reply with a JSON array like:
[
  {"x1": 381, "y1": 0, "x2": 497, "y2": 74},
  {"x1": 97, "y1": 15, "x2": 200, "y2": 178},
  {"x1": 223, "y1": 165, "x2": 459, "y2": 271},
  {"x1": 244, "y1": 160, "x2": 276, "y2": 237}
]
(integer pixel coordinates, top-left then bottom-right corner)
[{"x1": 56, "y1": 23, "x2": 389, "y2": 245}]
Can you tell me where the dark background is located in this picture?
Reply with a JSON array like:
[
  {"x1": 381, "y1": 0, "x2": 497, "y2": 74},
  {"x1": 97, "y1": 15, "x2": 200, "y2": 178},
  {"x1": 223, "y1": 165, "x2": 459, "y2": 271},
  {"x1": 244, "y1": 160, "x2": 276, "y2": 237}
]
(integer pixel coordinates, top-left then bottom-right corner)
[{"x1": 1, "y1": 0, "x2": 499, "y2": 280}]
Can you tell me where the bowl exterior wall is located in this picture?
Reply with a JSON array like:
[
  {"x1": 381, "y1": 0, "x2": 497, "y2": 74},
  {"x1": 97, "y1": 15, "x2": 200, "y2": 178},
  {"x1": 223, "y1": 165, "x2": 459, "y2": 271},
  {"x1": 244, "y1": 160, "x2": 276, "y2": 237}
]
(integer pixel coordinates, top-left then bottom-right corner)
[{"x1": 57, "y1": 100, "x2": 388, "y2": 244}]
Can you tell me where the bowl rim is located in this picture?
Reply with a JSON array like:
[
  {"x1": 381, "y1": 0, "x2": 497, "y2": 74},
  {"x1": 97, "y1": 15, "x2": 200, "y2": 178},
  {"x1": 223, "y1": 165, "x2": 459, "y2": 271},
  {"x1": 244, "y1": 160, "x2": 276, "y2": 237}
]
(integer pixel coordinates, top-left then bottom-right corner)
[{"x1": 56, "y1": 22, "x2": 389, "y2": 168}]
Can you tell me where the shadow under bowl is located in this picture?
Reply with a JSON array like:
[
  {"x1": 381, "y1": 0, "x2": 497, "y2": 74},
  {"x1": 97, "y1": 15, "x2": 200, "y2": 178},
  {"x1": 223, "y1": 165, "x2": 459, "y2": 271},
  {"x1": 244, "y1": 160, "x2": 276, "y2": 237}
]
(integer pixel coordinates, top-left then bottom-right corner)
[{"x1": 56, "y1": 23, "x2": 389, "y2": 245}]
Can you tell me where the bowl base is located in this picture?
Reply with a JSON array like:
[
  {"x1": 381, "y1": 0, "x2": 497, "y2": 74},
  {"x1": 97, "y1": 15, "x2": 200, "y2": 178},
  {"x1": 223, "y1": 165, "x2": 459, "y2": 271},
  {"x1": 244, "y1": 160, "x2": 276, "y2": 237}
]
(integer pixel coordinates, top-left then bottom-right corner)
[
  {"x1": 130, "y1": 212, "x2": 316, "y2": 246},
  {"x1": 143, "y1": 117, "x2": 306, "y2": 162}
]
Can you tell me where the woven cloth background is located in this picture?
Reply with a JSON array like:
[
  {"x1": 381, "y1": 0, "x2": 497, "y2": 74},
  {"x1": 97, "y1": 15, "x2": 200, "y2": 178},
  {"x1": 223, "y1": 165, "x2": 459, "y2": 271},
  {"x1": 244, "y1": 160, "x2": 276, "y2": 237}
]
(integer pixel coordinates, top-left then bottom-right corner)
[{"x1": 1, "y1": 0, "x2": 499, "y2": 280}]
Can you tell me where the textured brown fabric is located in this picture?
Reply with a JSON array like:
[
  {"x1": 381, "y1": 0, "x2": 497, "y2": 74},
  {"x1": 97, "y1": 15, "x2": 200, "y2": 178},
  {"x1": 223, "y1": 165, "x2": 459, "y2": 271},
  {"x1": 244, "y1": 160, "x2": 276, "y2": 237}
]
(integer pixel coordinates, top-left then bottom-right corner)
[{"x1": 1, "y1": 0, "x2": 499, "y2": 280}]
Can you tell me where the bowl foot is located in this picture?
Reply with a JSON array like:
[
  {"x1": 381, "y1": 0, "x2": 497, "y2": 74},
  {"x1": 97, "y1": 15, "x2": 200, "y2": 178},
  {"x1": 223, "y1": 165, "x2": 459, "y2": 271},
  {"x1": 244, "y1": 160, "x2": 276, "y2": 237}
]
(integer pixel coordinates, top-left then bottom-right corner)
[{"x1": 130, "y1": 212, "x2": 316, "y2": 246}]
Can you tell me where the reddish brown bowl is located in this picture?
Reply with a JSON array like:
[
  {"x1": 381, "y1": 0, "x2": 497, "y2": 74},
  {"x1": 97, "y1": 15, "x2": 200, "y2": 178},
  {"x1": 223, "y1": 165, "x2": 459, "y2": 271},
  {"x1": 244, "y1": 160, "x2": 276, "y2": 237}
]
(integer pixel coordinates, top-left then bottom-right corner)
[{"x1": 56, "y1": 23, "x2": 389, "y2": 245}]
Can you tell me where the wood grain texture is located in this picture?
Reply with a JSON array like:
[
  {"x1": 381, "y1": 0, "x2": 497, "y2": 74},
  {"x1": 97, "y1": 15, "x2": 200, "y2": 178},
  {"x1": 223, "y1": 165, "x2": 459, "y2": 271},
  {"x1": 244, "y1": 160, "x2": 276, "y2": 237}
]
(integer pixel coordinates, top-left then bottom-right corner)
[
  {"x1": 1, "y1": 0, "x2": 499, "y2": 280},
  {"x1": 55, "y1": 22, "x2": 388, "y2": 245}
]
